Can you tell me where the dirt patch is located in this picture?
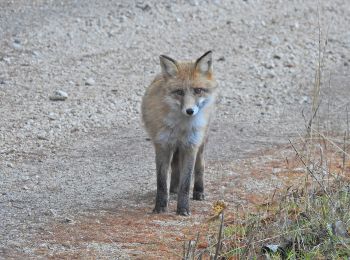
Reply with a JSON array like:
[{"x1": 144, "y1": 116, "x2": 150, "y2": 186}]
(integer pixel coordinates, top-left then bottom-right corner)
[{"x1": 30, "y1": 143, "x2": 350, "y2": 259}]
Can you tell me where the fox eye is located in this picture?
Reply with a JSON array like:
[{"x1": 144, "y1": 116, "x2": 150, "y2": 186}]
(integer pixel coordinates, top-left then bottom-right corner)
[
  {"x1": 194, "y1": 88, "x2": 204, "y2": 94},
  {"x1": 173, "y1": 89, "x2": 185, "y2": 96}
]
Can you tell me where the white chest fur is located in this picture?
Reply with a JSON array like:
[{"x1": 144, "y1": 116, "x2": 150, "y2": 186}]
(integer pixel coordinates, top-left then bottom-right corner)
[{"x1": 156, "y1": 110, "x2": 208, "y2": 147}]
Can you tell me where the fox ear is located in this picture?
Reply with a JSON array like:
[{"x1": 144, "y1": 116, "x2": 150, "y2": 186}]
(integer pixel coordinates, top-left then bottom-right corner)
[
  {"x1": 195, "y1": 51, "x2": 213, "y2": 76},
  {"x1": 160, "y1": 55, "x2": 178, "y2": 77}
]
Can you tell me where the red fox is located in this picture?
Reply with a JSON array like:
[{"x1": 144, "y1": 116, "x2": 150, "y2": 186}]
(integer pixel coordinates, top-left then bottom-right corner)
[{"x1": 142, "y1": 51, "x2": 218, "y2": 215}]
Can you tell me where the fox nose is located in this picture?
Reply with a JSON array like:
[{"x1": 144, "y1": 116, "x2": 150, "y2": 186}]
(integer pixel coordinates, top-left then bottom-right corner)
[{"x1": 186, "y1": 108, "x2": 194, "y2": 115}]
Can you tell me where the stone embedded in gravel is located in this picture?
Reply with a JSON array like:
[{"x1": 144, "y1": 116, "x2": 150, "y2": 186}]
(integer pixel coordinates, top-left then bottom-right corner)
[
  {"x1": 299, "y1": 96, "x2": 309, "y2": 104},
  {"x1": 119, "y1": 16, "x2": 126, "y2": 23},
  {"x1": 3, "y1": 57, "x2": 11, "y2": 64},
  {"x1": 273, "y1": 54, "x2": 282, "y2": 60},
  {"x1": 37, "y1": 134, "x2": 49, "y2": 141},
  {"x1": 266, "y1": 71, "x2": 276, "y2": 78},
  {"x1": 269, "y1": 35, "x2": 280, "y2": 46},
  {"x1": 259, "y1": 83, "x2": 268, "y2": 88},
  {"x1": 48, "y1": 112, "x2": 57, "y2": 120},
  {"x1": 49, "y1": 90, "x2": 68, "y2": 101},
  {"x1": 6, "y1": 162, "x2": 14, "y2": 168},
  {"x1": 32, "y1": 51, "x2": 40, "y2": 57},
  {"x1": 70, "y1": 127, "x2": 79, "y2": 133},
  {"x1": 12, "y1": 41, "x2": 22, "y2": 50},
  {"x1": 283, "y1": 60, "x2": 295, "y2": 68},
  {"x1": 263, "y1": 62, "x2": 274, "y2": 69},
  {"x1": 136, "y1": 2, "x2": 151, "y2": 11},
  {"x1": 62, "y1": 217, "x2": 74, "y2": 224},
  {"x1": 85, "y1": 77, "x2": 95, "y2": 86},
  {"x1": 217, "y1": 56, "x2": 225, "y2": 62}
]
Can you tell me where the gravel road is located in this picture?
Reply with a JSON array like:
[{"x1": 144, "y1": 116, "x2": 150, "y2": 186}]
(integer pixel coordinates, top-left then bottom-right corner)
[{"x1": 1, "y1": 0, "x2": 349, "y2": 258}]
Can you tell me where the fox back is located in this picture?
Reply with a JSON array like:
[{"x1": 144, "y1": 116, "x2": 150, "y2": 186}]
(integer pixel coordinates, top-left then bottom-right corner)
[{"x1": 142, "y1": 51, "x2": 218, "y2": 148}]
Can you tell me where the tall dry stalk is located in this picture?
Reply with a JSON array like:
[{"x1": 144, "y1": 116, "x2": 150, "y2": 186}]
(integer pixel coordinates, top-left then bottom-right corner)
[{"x1": 303, "y1": 3, "x2": 332, "y2": 199}]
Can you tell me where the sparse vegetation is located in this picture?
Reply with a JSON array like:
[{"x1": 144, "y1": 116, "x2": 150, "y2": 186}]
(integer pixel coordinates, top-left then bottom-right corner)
[{"x1": 183, "y1": 139, "x2": 350, "y2": 259}]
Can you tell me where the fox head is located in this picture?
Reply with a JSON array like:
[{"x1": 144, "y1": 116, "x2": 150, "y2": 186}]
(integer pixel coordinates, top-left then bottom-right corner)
[{"x1": 159, "y1": 51, "x2": 218, "y2": 117}]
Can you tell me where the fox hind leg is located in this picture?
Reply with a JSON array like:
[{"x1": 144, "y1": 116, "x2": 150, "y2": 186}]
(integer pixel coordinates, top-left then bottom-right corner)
[
  {"x1": 193, "y1": 143, "x2": 205, "y2": 201},
  {"x1": 170, "y1": 148, "x2": 180, "y2": 194}
]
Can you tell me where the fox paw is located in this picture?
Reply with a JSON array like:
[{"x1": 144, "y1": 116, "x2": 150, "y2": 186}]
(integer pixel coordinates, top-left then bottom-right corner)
[
  {"x1": 176, "y1": 208, "x2": 190, "y2": 216},
  {"x1": 193, "y1": 191, "x2": 205, "y2": 201},
  {"x1": 153, "y1": 206, "x2": 168, "y2": 213}
]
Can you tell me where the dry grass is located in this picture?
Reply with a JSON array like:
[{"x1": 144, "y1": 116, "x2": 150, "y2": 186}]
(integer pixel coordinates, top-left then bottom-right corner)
[{"x1": 183, "y1": 140, "x2": 350, "y2": 259}]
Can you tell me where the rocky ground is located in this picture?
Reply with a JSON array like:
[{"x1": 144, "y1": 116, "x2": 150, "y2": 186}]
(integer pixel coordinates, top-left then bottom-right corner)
[{"x1": 1, "y1": 0, "x2": 349, "y2": 258}]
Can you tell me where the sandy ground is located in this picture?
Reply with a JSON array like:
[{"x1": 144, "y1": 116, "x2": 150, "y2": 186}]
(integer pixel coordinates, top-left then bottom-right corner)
[{"x1": 1, "y1": 0, "x2": 350, "y2": 258}]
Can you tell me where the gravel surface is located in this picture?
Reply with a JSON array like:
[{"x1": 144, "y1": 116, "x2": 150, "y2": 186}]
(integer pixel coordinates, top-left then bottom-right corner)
[{"x1": 1, "y1": 0, "x2": 349, "y2": 258}]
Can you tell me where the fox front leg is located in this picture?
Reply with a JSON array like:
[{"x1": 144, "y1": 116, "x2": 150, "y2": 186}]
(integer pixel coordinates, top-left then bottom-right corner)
[
  {"x1": 193, "y1": 143, "x2": 205, "y2": 200},
  {"x1": 154, "y1": 144, "x2": 173, "y2": 213},
  {"x1": 177, "y1": 147, "x2": 198, "y2": 216},
  {"x1": 170, "y1": 148, "x2": 180, "y2": 194}
]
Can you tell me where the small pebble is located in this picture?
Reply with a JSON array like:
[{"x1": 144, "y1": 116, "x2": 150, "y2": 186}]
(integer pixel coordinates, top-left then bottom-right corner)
[
  {"x1": 273, "y1": 54, "x2": 281, "y2": 60},
  {"x1": 32, "y1": 51, "x2": 40, "y2": 57},
  {"x1": 217, "y1": 56, "x2": 225, "y2": 62},
  {"x1": 85, "y1": 77, "x2": 95, "y2": 86},
  {"x1": 269, "y1": 35, "x2": 280, "y2": 46},
  {"x1": 263, "y1": 62, "x2": 274, "y2": 69},
  {"x1": 12, "y1": 42, "x2": 22, "y2": 50},
  {"x1": 136, "y1": 3, "x2": 151, "y2": 11},
  {"x1": 37, "y1": 134, "x2": 49, "y2": 141},
  {"x1": 62, "y1": 217, "x2": 74, "y2": 224},
  {"x1": 189, "y1": 0, "x2": 199, "y2": 6},
  {"x1": 299, "y1": 96, "x2": 309, "y2": 104},
  {"x1": 283, "y1": 61, "x2": 295, "y2": 68},
  {"x1": 48, "y1": 112, "x2": 56, "y2": 120},
  {"x1": 266, "y1": 71, "x2": 276, "y2": 78},
  {"x1": 6, "y1": 162, "x2": 14, "y2": 168},
  {"x1": 49, "y1": 90, "x2": 68, "y2": 101},
  {"x1": 70, "y1": 127, "x2": 79, "y2": 133},
  {"x1": 3, "y1": 57, "x2": 11, "y2": 64}
]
